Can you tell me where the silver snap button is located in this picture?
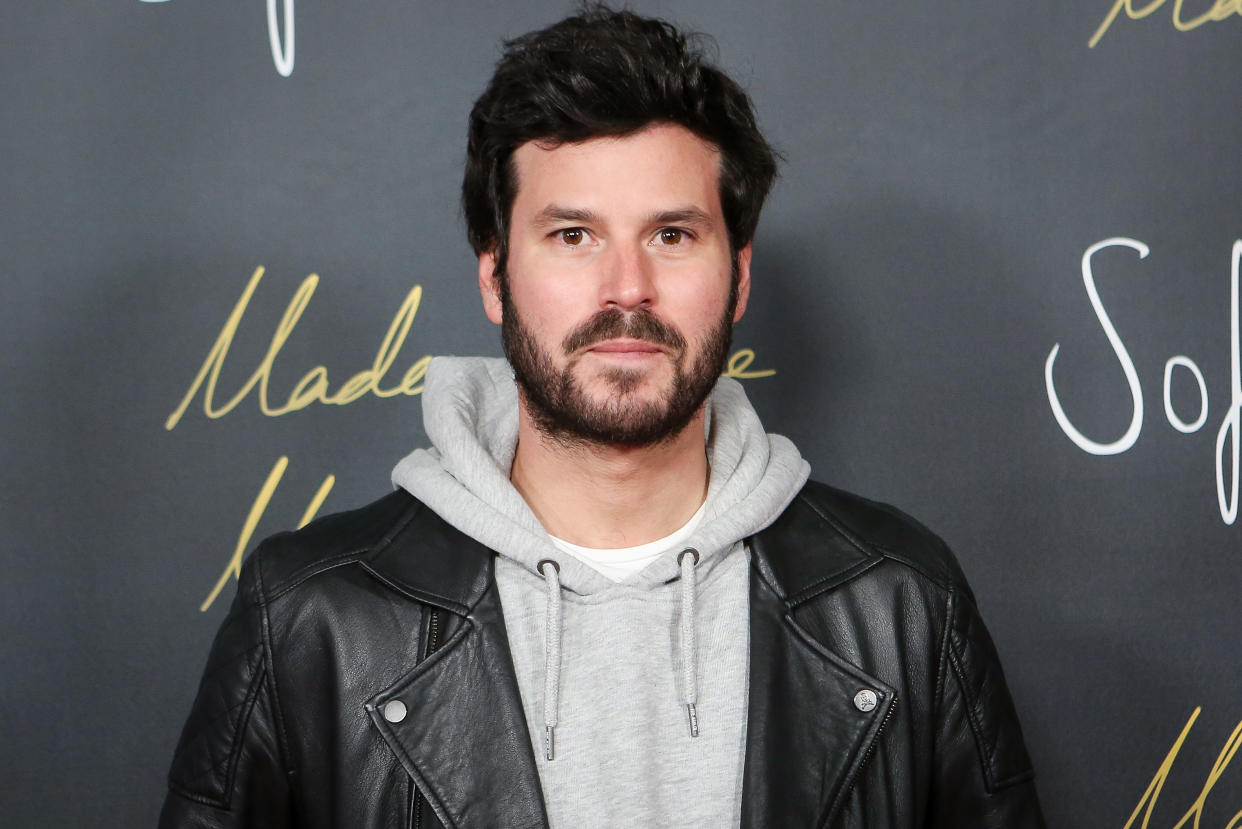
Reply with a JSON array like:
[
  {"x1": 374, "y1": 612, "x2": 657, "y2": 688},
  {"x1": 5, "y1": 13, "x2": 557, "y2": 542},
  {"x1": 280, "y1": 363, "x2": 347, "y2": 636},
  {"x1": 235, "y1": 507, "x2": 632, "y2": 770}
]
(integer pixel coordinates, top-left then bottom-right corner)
[
  {"x1": 382, "y1": 700, "x2": 408, "y2": 723},
  {"x1": 853, "y1": 689, "x2": 878, "y2": 712}
]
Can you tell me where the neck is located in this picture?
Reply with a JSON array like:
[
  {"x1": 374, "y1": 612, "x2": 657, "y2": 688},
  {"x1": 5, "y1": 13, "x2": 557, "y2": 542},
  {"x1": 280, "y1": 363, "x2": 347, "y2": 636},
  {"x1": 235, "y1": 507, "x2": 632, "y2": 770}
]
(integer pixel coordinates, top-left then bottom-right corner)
[{"x1": 510, "y1": 403, "x2": 710, "y2": 549}]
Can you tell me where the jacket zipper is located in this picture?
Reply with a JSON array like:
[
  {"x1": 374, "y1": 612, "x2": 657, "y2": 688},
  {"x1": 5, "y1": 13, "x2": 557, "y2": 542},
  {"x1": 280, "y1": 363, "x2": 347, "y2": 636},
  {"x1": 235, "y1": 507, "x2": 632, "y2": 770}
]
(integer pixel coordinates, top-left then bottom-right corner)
[
  {"x1": 426, "y1": 609, "x2": 441, "y2": 657},
  {"x1": 827, "y1": 696, "x2": 897, "y2": 827},
  {"x1": 412, "y1": 608, "x2": 443, "y2": 829}
]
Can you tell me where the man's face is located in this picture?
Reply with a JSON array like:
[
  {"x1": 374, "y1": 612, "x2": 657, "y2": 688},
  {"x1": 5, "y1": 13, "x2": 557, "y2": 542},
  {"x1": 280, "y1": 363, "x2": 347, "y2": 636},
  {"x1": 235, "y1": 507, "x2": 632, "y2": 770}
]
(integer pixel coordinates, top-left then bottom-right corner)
[{"x1": 479, "y1": 123, "x2": 752, "y2": 447}]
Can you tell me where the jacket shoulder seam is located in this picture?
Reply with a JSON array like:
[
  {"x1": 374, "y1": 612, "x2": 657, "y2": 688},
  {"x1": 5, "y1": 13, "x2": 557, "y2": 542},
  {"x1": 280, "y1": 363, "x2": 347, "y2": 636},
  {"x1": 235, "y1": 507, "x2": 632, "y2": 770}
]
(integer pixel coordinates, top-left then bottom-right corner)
[
  {"x1": 254, "y1": 548, "x2": 297, "y2": 796},
  {"x1": 945, "y1": 587, "x2": 1036, "y2": 793},
  {"x1": 263, "y1": 553, "x2": 370, "y2": 603},
  {"x1": 946, "y1": 606, "x2": 995, "y2": 791},
  {"x1": 166, "y1": 660, "x2": 267, "y2": 810},
  {"x1": 868, "y1": 540, "x2": 957, "y2": 591},
  {"x1": 258, "y1": 498, "x2": 424, "y2": 602},
  {"x1": 933, "y1": 586, "x2": 954, "y2": 723}
]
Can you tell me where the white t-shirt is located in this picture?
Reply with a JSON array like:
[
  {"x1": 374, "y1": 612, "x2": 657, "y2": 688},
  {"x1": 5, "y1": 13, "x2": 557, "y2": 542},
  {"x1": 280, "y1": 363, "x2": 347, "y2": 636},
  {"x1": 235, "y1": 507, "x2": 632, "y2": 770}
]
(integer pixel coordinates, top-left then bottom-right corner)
[{"x1": 548, "y1": 501, "x2": 708, "y2": 581}]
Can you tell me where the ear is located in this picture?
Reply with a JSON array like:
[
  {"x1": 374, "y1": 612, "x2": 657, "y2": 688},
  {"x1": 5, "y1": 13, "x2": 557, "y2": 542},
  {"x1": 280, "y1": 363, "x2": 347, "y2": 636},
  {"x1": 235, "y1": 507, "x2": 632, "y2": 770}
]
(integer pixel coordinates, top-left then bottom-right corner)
[
  {"x1": 732, "y1": 243, "x2": 753, "y2": 323},
  {"x1": 478, "y1": 250, "x2": 504, "y2": 324}
]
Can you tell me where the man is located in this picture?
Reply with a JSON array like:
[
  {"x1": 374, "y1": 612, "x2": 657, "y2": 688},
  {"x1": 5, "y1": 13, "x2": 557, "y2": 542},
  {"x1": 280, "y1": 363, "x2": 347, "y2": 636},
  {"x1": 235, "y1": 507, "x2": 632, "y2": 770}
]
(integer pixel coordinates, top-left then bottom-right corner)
[{"x1": 160, "y1": 7, "x2": 1045, "y2": 828}]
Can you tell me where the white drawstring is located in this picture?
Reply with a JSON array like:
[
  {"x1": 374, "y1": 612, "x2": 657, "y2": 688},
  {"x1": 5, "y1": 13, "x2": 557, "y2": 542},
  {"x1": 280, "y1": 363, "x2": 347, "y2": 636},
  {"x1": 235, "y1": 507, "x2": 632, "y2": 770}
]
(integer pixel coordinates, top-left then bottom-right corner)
[
  {"x1": 677, "y1": 548, "x2": 700, "y2": 738},
  {"x1": 538, "y1": 549, "x2": 702, "y2": 758},
  {"x1": 538, "y1": 559, "x2": 563, "y2": 760}
]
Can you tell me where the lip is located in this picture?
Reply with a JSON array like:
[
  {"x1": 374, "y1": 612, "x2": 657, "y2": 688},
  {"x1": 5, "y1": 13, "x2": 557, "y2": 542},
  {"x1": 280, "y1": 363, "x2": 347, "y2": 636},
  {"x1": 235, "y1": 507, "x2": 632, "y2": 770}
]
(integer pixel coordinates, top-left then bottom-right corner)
[{"x1": 586, "y1": 338, "x2": 666, "y2": 355}]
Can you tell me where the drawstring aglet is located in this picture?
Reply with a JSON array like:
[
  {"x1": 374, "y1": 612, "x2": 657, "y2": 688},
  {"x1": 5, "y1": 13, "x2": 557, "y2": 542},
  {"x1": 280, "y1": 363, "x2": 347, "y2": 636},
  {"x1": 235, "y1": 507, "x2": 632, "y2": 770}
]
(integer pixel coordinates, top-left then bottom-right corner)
[
  {"x1": 545, "y1": 725, "x2": 555, "y2": 760},
  {"x1": 686, "y1": 702, "x2": 699, "y2": 737}
]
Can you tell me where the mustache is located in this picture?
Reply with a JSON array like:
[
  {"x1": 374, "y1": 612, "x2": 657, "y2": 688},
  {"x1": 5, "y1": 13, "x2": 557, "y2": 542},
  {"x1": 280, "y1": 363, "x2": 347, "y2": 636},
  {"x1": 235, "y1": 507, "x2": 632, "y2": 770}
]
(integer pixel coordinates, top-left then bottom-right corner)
[{"x1": 562, "y1": 308, "x2": 687, "y2": 354}]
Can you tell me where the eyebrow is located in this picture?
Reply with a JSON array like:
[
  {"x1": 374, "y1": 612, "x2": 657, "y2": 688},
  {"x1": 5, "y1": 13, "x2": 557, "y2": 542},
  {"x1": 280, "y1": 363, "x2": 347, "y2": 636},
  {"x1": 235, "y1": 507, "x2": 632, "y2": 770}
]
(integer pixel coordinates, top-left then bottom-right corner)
[
  {"x1": 645, "y1": 207, "x2": 714, "y2": 229},
  {"x1": 529, "y1": 204, "x2": 716, "y2": 230},
  {"x1": 531, "y1": 205, "x2": 605, "y2": 229}
]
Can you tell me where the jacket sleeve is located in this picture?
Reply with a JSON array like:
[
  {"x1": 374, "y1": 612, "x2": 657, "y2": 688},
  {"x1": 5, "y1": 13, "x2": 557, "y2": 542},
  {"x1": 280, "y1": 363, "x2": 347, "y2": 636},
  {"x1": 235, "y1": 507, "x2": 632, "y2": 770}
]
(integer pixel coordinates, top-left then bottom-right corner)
[
  {"x1": 159, "y1": 551, "x2": 294, "y2": 828},
  {"x1": 928, "y1": 585, "x2": 1046, "y2": 828}
]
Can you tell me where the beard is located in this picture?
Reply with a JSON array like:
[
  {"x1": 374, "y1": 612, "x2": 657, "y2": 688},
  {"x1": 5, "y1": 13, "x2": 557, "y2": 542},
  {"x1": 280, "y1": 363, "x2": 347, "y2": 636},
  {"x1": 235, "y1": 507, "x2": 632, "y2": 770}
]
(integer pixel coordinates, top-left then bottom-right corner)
[{"x1": 501, "y1": 283, "x2": 736, "y2": 448}]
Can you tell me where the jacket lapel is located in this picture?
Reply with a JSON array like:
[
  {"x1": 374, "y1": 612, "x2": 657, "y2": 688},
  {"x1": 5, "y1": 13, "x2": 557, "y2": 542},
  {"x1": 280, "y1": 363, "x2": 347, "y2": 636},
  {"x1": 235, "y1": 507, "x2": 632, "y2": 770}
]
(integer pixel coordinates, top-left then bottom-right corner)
[
  {"x1": 362, "y1": 488, "x2": 895, "y2": 828},
  {"x1": 362, "y1": 500, "x2": 549, "y2": 829},
  {"x1": 366, "y1": 581, "x2": 548, "y2": 829},
  {"x1": 741, "y1": 490, "x2": 896, "y2": 828}
]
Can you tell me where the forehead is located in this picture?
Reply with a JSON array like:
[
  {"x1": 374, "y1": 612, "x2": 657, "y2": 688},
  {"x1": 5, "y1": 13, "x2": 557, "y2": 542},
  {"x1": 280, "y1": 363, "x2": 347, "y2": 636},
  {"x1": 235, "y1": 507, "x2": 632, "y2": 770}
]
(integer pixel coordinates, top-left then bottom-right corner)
[{"x1": 509, "y1": 124, "x2": 723, "y2": 219}]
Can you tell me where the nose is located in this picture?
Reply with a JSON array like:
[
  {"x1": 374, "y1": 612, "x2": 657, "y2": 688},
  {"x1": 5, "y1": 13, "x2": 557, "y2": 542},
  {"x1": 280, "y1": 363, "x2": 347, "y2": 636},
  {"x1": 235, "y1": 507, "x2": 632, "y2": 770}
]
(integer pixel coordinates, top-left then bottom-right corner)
[{"x1": 599, "y1": 244, "x2": 657, "y2": 311}]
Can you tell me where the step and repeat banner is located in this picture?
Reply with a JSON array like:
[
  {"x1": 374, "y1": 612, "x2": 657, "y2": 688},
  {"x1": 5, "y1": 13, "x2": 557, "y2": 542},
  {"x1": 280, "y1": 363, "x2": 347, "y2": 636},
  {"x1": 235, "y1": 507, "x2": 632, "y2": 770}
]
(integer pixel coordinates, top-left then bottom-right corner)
[{"x1": 4, "y1": 2, "x2": 1241, "y2": 826}]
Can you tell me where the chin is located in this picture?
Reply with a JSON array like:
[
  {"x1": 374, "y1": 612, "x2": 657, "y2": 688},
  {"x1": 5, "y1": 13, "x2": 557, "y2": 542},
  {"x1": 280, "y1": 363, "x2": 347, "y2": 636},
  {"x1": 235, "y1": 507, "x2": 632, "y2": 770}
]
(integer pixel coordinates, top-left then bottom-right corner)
[{"x1": 584, "y1": 366, "x2": 673, "y2": 400}]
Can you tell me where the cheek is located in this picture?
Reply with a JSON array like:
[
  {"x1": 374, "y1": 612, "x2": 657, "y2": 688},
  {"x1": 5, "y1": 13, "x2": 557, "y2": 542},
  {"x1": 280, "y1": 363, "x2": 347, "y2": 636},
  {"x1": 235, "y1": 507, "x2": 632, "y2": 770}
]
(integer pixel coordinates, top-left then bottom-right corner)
[
  {"x1": 513, "y1": 277, "x2": 576, "y2": 318},
  {"x1": 663, "y1": 274, "x2": 734, "y2": 331},
  {"x1": 505, "y1": 268, "x2": 586, "y2": 345}
]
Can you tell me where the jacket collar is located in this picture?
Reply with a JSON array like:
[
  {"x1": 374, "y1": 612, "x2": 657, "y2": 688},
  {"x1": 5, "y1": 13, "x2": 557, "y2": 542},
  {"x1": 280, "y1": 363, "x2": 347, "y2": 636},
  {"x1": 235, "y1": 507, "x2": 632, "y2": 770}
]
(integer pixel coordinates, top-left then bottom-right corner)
[
  {"x1": 362, "y1": 487, "x2": 893, "y2": 828},
  {"x1": 360, "y1": 497, "x2": 492, "y2": 615},
  {"x1": 360, "y1": 487, "x2": 884, "y2": 613}
]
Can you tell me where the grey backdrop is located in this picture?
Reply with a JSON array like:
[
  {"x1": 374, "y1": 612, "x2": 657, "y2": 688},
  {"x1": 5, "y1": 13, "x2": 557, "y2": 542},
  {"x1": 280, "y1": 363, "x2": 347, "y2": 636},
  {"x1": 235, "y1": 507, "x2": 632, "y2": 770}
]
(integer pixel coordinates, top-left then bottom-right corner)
[{"x1": 4, "y1": 1, "x2": 1241, "y2": 826}]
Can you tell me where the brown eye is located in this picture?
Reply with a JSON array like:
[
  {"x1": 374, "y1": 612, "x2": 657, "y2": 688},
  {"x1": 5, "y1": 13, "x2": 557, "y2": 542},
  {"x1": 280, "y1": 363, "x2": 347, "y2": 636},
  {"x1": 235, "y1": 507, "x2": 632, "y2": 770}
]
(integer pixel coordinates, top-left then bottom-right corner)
[
  {"x1": 559, "y1": 228, "x2": 585, "y2": 246},
  {"x1": 658, "y1": 228, "x2": 684, "y2": 245}
]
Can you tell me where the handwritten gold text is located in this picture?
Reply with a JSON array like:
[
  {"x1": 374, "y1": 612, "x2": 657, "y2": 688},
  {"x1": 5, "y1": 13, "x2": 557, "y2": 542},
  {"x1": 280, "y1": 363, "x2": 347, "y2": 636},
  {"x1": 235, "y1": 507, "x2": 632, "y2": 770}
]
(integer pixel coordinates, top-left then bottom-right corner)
[
  {"x1": 1090, "y1": 0, "x2": 1242, "y2": 48},
  {"x1": 1124, "y1": 707, "x2": 1242, "y2": 828},
  {"x1": 168, "y1": 267, "x2": 775, "y2": 432},
  {"x1": 166, "y1": 267, "x2": 431, "y2": 430},
  {"x1": 723, "y1": 348, "x2": 776, "y2": 379},
  {"x1": 200, "y1": 455, "x2": 334, "y2": 612}
]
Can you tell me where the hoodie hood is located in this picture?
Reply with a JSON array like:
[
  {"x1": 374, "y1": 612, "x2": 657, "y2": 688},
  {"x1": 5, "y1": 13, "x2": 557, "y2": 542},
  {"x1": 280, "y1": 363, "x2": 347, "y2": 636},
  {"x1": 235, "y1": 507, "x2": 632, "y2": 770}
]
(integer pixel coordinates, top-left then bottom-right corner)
[
  {"x1": 393, "y1": 356, "x2": 809, "y2": 804},
  {"x1": 392, "y1": 356, "x2": 810, "y2": 592}
]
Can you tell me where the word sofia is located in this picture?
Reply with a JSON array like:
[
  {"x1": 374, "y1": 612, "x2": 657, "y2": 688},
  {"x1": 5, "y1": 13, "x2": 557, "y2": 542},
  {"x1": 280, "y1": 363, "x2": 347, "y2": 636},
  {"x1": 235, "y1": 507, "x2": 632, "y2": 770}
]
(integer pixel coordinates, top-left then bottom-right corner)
[
  {"x1": 1090, "y1": 0, "x2": 1242, "y2": 47},
  {"x1": 1044, "y1": 238, "x2": 1242, "y2": 525},
  {"x1": 141, "y1": 0, "x2": 294, "y2": 77}
]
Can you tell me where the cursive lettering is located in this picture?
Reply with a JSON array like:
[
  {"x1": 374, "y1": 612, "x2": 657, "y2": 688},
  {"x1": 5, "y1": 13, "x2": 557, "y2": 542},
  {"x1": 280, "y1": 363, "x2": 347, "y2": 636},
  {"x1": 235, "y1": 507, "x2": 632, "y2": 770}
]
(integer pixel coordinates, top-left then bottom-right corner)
[
  {"x1": 200, "y1": 455, "x2": 333, "y2": 611},
  {"x1": 267, "y1": 0, "x2": 294, "y2": 76},
  {"x1": 168, "y1": 266, "x2": 775, "y2": 431},
  {"x1": 139, "y1": 0, "x2": 295, "y2": 77},
  {"x1": 722, "y1": 348, "x2": 776, "y2": 379},
  {"x1": 1045, "y1": 238, "x2": 1147, "y2": 456},
  {"x1": 165, "y1": 267, "x2": 431, "y2": 430},
  {"x1": 1217, "y1": 242, "x2": 1242, "y2": 524},
  {"x1": 1090, "y1": 0, "x2": 1242, "y2": 48},
  {"x1": 1124, "y1": 707, "x2": 1242, "y2": 828},
  {"x1": 1045, "y1": 238, "x2": 1242, "y2": 524},
  {"x1": 181, "y1": 270, "x2": 780, "y2": 610}
]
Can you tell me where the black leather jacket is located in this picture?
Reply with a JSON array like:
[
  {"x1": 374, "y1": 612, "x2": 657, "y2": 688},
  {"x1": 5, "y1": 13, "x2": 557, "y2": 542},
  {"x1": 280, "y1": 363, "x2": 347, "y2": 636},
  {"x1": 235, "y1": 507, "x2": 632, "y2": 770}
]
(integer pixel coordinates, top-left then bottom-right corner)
[{"x1": 160, "y1": 481, "x2": 1045, "y2": 828}]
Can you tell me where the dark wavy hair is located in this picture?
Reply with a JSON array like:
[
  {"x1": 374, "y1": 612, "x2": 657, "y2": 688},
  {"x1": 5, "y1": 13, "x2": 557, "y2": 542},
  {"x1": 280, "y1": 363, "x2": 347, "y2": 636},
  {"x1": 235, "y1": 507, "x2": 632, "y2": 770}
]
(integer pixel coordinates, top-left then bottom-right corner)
[{"x1": 462, "y1": 5, "x2": 778, "y2": 276}]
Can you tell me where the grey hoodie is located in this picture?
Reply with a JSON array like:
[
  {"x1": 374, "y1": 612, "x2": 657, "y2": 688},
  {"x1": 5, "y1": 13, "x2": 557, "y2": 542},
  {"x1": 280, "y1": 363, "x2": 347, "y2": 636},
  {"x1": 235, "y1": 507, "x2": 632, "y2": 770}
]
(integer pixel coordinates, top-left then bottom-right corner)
[{"x1": 392, "y1": 356, "x2": 809, "y2": 828}]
